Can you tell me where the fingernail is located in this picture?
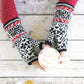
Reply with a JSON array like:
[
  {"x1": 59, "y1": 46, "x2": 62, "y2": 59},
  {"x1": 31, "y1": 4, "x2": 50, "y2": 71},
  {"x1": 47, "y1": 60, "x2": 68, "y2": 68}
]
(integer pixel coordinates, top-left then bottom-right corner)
[
  {"x1": 60, "y1": 61, "x2": 63, "y2": 64},
  {"x1": 43, "y1": 69, "x2": 46, "y2": 72}
]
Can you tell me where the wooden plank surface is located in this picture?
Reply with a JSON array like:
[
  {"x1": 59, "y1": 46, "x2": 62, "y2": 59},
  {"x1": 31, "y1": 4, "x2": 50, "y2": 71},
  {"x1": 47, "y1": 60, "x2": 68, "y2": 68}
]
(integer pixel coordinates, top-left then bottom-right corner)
[
  {"x1": 0, "y1": 60, "x2": 84, "y2": 77},
  {"x1": 0, "y1": 78, "x2": 84, "y2": 84},
  {"x1": 0, "y1": 0, "x2": 84, "y2": 83},
  {"x1": 0, "y1": 15, "x2": 84, "y2": 40},
  {"x1": 14, "y1": 0, "x2": 83, "y2": 14},
  {"x1": 0, "y1": 41, "x2": 84, "y2": 60}
]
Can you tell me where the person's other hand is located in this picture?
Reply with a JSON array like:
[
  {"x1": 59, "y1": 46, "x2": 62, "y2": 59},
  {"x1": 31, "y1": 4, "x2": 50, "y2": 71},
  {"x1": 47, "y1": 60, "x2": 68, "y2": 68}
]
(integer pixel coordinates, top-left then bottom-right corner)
[
  {"x1": 32, "y1": 61, "x2": 46, "y2": 72},
  {"x1": 42, "y1": 44, "x2": 66, "y2": 64},
  {"x1": 42, "y1": 44, "x2": 66, "y2": 57},
  {"x1": 42, "y1": 44, "x2": 66, "y2": 54},
  {"x1": 59, "y1": 51, "x2": 66, "y2": 64},
  {"x1": 42, "y1": 44, "x2": 50, "y2": 49},
  {"x1": 32, "y1": 44, "x2": 66, "y2": 71},
  {"x1": 32, "y1": 44, "x2": 48, "y2": 72},
  {"x1": 60, "y1": 51, "x2": 66, "y2": 57}
]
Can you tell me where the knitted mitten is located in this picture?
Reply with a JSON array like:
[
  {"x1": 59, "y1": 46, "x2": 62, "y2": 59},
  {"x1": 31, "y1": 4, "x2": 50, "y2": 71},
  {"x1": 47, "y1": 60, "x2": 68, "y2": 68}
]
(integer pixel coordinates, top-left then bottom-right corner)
[
  {"x1": 45, "y1": 0, "x2": 78, "y2": 52},
  {"x1": 0, "y1": 0, "x2": 42, "y2": 65}
]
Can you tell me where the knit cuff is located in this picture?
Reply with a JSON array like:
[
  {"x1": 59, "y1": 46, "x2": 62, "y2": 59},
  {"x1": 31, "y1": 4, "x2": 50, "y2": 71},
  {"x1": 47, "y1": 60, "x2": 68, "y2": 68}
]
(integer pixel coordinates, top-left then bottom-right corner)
[
  {"x1": 28, "y1": 57, "x2": 38, "y2": 65},
  {"x1": 45, "y1": 40, "x2": 52, "y2": 46},
  {"x1": 56, "y1": 2, "x2": 74, "y2": 9},
  {"x1": 57, "y1": 49, "x2": 67, "y2": 53},
  {"x1": 39, "y1": 42, "x2": 44, "y2": 49},
  {"x1": 3, "y1": 17, "x2": 38, "y2": 66}
]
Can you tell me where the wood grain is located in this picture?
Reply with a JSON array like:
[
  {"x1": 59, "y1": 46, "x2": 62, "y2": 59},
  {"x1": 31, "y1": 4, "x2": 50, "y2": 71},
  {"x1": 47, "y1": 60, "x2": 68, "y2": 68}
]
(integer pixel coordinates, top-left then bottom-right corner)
[
  {"x1": 0, "y1": 41, "x2": 84, "y2": 60},
  {"x1": 0, "y1": 78, "x2": 84, "y2": 84},
  {"x1": 0, "y1": 0, "x2": 84, "y2": 83},
  {"x1": 0, "y1": 60, "x2": 84, "y2": 77}
]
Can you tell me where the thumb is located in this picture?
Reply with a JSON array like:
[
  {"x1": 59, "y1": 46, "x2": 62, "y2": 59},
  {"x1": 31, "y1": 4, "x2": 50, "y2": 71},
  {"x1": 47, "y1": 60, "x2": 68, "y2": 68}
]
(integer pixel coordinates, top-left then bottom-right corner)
[{"x1": 42, "y1": 44, "x2": 50, "y2": 49}]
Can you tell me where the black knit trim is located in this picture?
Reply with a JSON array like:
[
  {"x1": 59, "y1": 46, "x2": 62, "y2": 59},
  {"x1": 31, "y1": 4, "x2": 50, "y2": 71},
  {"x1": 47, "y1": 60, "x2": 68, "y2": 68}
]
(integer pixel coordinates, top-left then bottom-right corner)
[
  {"x1": 56, "y1": 2, "x2": 74, "y2": 10},
  {"x1": 28, "y1": 58, "x2": 38, "y2": 65},
  {"x1": 3, "y1": 17, "x2": 19, "y2": 28},
  {"x1": 45, "y1": 41, "x2": 52, "y2": 46},
  {"x1": 58, "y1": 49, "x2": 67, "y2": 53},
  {"x1": 39, "y1": 42, "x2": 44, "y2": 49}
]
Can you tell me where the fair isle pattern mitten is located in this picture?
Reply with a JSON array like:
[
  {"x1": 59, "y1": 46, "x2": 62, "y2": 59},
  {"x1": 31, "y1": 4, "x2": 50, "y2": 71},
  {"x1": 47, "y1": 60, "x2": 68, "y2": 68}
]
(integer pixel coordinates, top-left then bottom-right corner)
[
  {"x1": 4, "y1": 18, "x2": 41, "y2": 65},
  {"x1": 45, "y1": 0, "x2": 78, "y2": 52},
  {"x1": 0, "y1": 0, "x2": 41, "y2": 65}
]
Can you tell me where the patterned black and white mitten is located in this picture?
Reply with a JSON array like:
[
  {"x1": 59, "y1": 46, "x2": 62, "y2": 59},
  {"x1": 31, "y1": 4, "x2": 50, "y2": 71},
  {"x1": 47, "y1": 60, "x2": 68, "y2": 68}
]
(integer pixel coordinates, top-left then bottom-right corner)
[
  {"x1": 45, "y1": 0, "x2": 78, "y2": 52},
  {"x1": 4, "y1": 18, "x2": 41, "y2": 65},
  {"x1": 0, "y1": 0, "x2": 43, "y2": 65}
]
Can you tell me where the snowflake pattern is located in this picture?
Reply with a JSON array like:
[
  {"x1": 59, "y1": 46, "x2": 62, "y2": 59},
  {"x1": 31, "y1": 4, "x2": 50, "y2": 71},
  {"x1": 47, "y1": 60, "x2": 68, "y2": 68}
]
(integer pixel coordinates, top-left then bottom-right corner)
[
  {"x1": 4, "y1": 18, "x2": 40, "y2": 65},
  {"x1": 46, "y1": 3, "x2": 74, "y2": 52}
]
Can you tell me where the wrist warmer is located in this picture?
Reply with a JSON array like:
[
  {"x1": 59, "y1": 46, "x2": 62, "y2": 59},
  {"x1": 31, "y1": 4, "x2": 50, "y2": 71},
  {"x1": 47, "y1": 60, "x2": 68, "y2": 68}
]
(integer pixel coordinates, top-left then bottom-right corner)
[
  {"x1": 4, "y1": 18, "x2": 40, "y2": 65},
  {"x1": 0, "y1": 0, "x2": 42, "y2": 65},
  {"x1": 45, "y1": 0, "x2": 78, "y2": 52}
]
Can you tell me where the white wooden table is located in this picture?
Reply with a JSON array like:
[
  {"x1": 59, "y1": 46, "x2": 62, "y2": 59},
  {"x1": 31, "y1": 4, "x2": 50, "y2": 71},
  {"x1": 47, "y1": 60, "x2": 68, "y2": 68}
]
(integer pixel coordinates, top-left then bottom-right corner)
[{"x1": 0, "y1": 0, "x2": 84, "y2": 83}]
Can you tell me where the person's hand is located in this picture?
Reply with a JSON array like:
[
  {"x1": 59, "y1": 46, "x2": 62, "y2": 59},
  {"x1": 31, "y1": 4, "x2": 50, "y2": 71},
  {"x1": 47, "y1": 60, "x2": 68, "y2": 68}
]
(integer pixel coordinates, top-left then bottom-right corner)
[
  {"x1": 32, "y1": 60, "x2": 46, "y2": 72},
  {"x1": 42, "y1": 44, "x2": 66, "y2": 56},
  {"x1": 42, "y1": 44, "x2": 66, "y2": 57},
  {"x1": 60, "y1": 51, "x2": 66, "y2": 57},
  {"x1": 59, "y1": 51, "x2": 65, "y2": 64},
  {"x1": 42, "y1": 44, "x2": 66, "y2": 64},
  {"x1": 32, "y1": 44, "x2": 49, "y2": 72},
  {"x1": 32, "y1": 44, "x2": 66, "y2": 71},
  {"x1": 42, "y1": 44, "x2": 50, "y2": 49}
]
